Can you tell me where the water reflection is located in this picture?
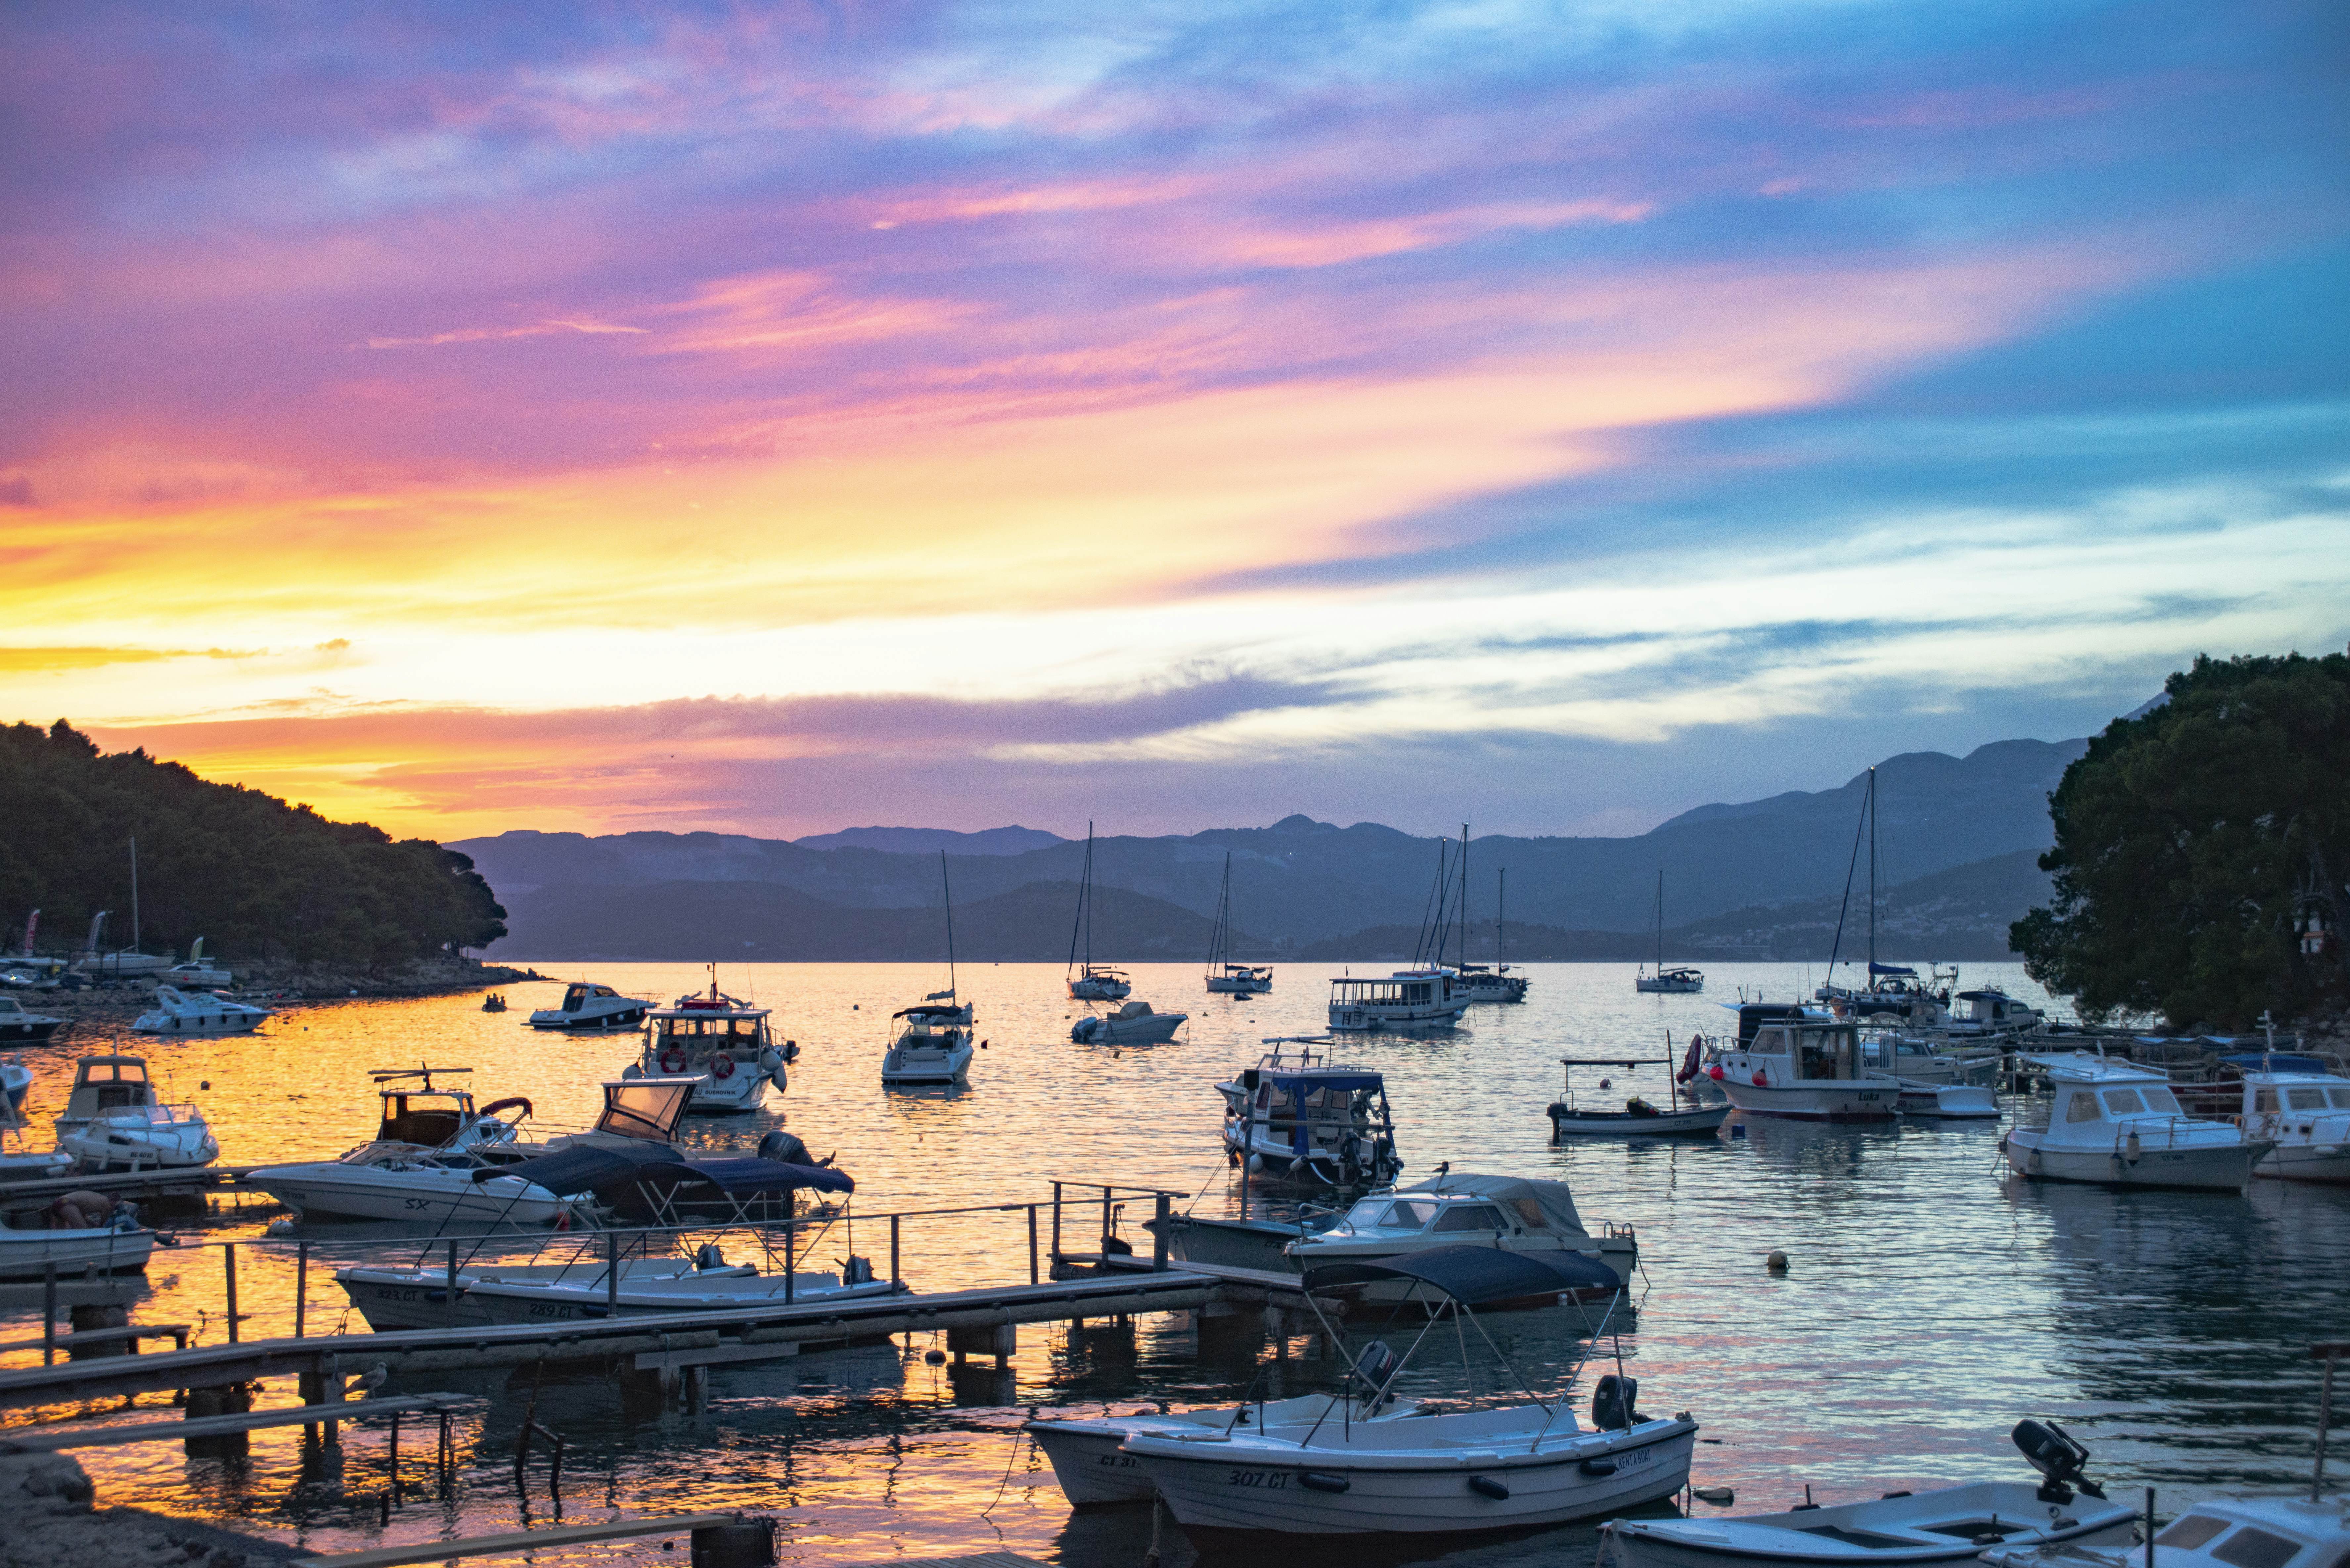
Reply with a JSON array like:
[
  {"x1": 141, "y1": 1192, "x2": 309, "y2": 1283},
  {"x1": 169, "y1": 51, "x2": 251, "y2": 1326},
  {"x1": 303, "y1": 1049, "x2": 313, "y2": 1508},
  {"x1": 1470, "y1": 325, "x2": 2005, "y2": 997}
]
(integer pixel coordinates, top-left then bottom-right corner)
[{"x1": 1, "y1": 962, "x2": 2343, "y2": 1565}]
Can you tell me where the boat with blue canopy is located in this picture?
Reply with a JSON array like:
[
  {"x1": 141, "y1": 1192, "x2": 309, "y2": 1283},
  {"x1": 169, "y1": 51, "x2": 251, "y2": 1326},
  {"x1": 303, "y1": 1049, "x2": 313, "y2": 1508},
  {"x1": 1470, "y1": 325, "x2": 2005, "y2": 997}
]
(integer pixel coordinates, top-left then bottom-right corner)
[{"x1": 1218, "y1": 1042, "x2": 1402, "y2": 1188}]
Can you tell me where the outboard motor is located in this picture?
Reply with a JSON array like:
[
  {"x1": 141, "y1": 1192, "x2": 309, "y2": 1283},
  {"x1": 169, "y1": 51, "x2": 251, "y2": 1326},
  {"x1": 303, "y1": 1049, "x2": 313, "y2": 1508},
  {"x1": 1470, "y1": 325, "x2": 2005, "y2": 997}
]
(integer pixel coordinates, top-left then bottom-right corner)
[
  {"x1": 694, "y1": 1242, "x2": 727, "y2": 1271},
  {"x1": 758, "y1": 1129, "x2": 812, "y2": 1166},
  {"x1": 842, "y1": 1255, "x2": 874, "y2": 1285},
  {"x1": 1353, "y1": 1340, "x2": 1399, "y2": 1404},
  {"x1": 1592, "y1": 1374, "x2": 1639, "y2": 1431},
  {"x1": 2012, "y1": 1419, "x2": 2104, "y2": 1503}
]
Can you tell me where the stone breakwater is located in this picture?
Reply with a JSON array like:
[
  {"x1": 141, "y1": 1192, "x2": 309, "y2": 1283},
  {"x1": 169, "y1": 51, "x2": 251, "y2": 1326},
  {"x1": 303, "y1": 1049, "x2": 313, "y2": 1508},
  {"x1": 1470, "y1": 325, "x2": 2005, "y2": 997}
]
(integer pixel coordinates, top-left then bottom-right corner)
[{"x1": 1, "y1": 1451, "x2": 294, "y2": 1568}]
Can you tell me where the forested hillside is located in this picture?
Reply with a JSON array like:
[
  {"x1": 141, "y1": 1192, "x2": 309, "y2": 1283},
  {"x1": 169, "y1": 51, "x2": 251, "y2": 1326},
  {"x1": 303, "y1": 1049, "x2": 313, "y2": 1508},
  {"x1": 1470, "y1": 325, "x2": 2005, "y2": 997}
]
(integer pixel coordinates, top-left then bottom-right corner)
[{"x1": 0, "y1": 720, "x2": 507, "y2": 970}]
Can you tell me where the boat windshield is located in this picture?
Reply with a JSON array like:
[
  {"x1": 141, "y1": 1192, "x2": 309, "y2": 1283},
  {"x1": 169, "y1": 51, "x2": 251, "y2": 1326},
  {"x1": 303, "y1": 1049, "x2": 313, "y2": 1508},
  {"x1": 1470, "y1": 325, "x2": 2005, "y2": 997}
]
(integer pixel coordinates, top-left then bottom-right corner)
[
  {"x1": 379, "y1": 1091, "x2": 474, "y2": 1147},
  {"x1": 80, "y1": 1060, "x2": 148, "y2": 1083},
  {"x1": 597, "y1": 1080, "x2": 693, "y2": 1141},
  {"x1": 1343, "y1": 1198, "x2": 1388, "y2": 1226},
  {"x1": 1377, "y1": 1199, "x2": 1441, "y2": 1230}
]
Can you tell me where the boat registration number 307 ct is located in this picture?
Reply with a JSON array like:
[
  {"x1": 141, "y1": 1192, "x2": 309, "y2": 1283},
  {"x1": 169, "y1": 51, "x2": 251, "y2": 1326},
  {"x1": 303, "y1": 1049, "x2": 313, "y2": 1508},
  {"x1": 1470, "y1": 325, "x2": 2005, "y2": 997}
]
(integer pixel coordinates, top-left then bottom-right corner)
[{"x1": 1227, "y1": 1471, "x2": 1292, "y2": 1489}]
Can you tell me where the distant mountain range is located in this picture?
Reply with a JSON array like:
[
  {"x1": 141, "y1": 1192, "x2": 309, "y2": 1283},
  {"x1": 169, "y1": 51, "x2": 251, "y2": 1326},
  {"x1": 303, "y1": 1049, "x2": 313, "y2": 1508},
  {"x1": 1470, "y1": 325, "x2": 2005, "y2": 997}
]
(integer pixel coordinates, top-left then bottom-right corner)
[{"x1": 453, "y1": 736, "x2": 2085, "y2": 961}]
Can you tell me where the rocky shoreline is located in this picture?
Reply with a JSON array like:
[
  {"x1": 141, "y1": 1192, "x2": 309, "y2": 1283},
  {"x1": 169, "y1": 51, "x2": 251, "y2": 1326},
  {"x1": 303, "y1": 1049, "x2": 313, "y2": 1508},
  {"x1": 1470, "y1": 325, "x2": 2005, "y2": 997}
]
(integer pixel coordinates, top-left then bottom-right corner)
[
  {"x1": 10, "y1": 958, "x2": 547, "y2": 1042},
  {"x1": 3, "y1": 1451, "x2": 297, "y2": 1568}
]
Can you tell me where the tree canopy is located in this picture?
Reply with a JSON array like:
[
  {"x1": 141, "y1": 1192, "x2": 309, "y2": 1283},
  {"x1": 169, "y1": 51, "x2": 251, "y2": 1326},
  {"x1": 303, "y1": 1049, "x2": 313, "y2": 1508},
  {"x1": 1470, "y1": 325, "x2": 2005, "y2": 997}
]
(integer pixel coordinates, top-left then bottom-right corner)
[
  {"x1": 0, "y1": 720, "x2": 506, "y2": 970},
  {"x1": 2010, "y1": 650, "x2": 2350, "y2": 1029}
]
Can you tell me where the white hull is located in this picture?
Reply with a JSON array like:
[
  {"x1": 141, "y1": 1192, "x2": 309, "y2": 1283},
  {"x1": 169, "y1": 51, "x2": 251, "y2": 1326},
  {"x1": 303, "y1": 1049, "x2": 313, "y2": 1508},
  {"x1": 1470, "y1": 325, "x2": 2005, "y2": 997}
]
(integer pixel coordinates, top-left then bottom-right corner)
[
  {"x1": 1603, "y1": 1479, "x2": 2139, "y2": 1567},
  {"x1": 2004, "y1": 1132, "x2": 2265, "y2": 1190},
  {"x1": 245, "y1": 1162, "x2": 567, "y2": 1224},
  {"x1": 1897, "y1": 1081, "x2": 2001, "y2": 1118},
  {"x1": 1634, "y1": 979, "x2": 1702, "y2": 994},
  {"x1": 1328, "y1": 1001, "x2": 1466, "y2": 1030},
  {"x1": 883, "y1": 1042, "x2": 973, "y2": 1085},
  {"x1": 130, "y1": 1014, "x2": 265, "y2": 1036},
  {"x1": 1128, "y1": 1415, "x2": 1695, "y2": 1535},
  {"x1": 1223, "y1": 1124, "x2": 1393, "y2": 1187},
  {"x1": 1292, "y1": 1235, "x2": 1638, "y2": 1300},
  {"x1": 680, "y1": 1067, "x2": 774, "y2": 1113},
  {"x1": 1206, "y1": 977, "x2": 1271, "y2": 995},
  {"x1": 1719, "y1": 1078, "x2": 1898, "y2": 1121},
  {"x1": 57, "y1": 1115, "x2": 219, "y2": 1171},
  {"x1": 1549, "y1": 1104, "x2": 1730, "y2": 1138},
  {"x1": 1073, "y1": 1013, "x2": 1186, "y2": 1045},
  {"x1": 0, "y1": 1224, "x2": 158, "y2": 1280},
  {"x1": 2257, "y1": 1141, "x2": 2350, "y2": 1184},
  {"x1": 1027, "y1": 1396, "x2": 1404, "y2": 1504},
  {"x1": 528, "y1": 1009, "x2": 646, "y2": 1030},
  {"x1": 339, "y1": 1261, "x2": 902, "y2": 1330}
]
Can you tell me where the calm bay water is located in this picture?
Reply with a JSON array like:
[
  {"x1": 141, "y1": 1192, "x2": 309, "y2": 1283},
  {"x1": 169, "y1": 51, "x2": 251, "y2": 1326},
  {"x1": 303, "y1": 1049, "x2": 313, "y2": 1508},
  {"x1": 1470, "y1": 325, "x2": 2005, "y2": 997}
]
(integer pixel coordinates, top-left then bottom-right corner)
[{"x1": 5, "y1": 960, "x2": 2345, "y2": 1567}]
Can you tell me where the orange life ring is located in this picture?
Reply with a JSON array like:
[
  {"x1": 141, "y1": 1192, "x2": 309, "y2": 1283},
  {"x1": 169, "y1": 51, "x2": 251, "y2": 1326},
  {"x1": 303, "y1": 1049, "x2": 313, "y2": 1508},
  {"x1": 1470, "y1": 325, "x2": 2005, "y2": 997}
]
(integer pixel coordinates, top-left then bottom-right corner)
[
  {"x1": 711, "y1": 1054, "x2": 737, "y2": 1079},
  {"x1": 659, "y1": 1047, "x2": 687, "y2": 1075},
  {"x1": 1752, "y1": 1070, "x2": 1768, "y2": 1087}
]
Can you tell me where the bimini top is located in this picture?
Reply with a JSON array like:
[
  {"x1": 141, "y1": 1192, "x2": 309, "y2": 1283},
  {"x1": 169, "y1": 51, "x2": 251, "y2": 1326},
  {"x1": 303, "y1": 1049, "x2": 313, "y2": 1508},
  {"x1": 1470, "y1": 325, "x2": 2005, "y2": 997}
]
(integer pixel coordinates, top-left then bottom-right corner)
[
  {"x1": 2023, "y1": 1051, "x2": 2168, "y2": 1084},
  {"x1": 472, "y1": 1144, "x2": 853, "y2": 1198},
  {"x1": 1261, "y1": 1069, "x2": 1385, "y2": 1092},
  {"x1": 1303, "y1": 1244, "x2": 1618, "y2": 1304},
  {"x1": 1868, "y1": 962, "x2": 1918, "y2": 977},
  {"x1": 1397, "y1": 1172, "x2": 1583, "y2": 1235}
]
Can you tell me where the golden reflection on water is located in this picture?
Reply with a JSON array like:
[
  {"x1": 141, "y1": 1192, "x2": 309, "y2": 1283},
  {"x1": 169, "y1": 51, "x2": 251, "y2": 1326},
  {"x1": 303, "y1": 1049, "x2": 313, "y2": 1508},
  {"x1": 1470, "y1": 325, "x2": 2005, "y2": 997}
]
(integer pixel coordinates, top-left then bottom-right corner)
[{"x1": 3, "y1": 962, "x2": 2346, "y2": 1567}]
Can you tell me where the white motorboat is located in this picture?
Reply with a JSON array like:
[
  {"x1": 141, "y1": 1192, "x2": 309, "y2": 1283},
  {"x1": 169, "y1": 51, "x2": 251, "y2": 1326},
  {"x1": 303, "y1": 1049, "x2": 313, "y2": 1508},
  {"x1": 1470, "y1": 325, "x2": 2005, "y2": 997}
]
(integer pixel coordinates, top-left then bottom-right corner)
[
  {"x1": 0, "y1": 1088, "x2": 72, "y2": 1180},
  {"x1": 1634, "y1": 871, "x2": 1704, "y2": 993},
  {"x1": 1219, "y1": 1044, "x2": 1402, "y2": 1187},
  {"x1": 882, "y1": 1014, "x2": 974, "y2": 1086},
  {"x1": 158, "y1": 938, "x2": 234, "y2": 988},
  {"x1": 1604, "y1": 1419, "x2": 2137, "y2": 1567},
  {"x1": 131, "y1": 983, "x2": 272, "y2": 1036},
  {"x1": 1286, "y1": 1173, "x2": 1637, "y2": 1298},
  {"x1": 0, "y1": 1217, "x2": 159, "y2": 1280},
  {"x1": 527, "y1": 980, "x2": 652, "y2": 1030},
  {"x1": 1547, "y1": 1053, "x2": 1731, "y2": 1139},
  {"x1": 1979, "y1": 1351, "x2": 2348, "y2": 1568},
  {"x1": 53, "y1": 1053, "x2": 219, "y2": 1170},
  {"x1": 1028, "y1": 1393, "x2": 1424, "y2": 1505},
  {"x1": 2231, "y1": 1066, "x2": 2350, "y2": 1184},
  {"x1": 1124, "y1": 1247, "x2": 1695, "y2": 1537},
  {"x1": 1203, "y1": 852, "x2": 1274, "y2": 995},
  {"x1": 1065, "y1": 822, "x2": 1133, "y2": 1000},
  {"x1": 1946, "y1": 987, "x2": 2045, "y2": 1036},
  {"x1": 1894, "y1": 1079, "x2": 2001, "y2": 1119},
  {"x1": 70, "y1": 901, "x2": 170, "y2": 980},
  {"x1": 1860, "y1": 1030, "x2": 2002, "y2": 1086},
  {"x1": 634, "y1": 978, "x2": 791, "y2": 1113},
  {"x1": 1819, "y1": 965, "x2": 1958, "y2": 1028},
  {"x1": 2003, "y1": 1052, "x2": 2270, "y2": 1190},
  {"x1": 0, "y1": 995, "x2": 65, "y2": 1044},
  {"x1": 478, "y1": 1117, "x2": 854, "y2": 1228},
  {"x1": 1710, "y1": 1007, "x2": 1899, "y2": 1121},
  {"x1": 244, "y1": 1067, "x2": 555, "y2": 1224},
  {"x1": 1072, "y1": 1000, "x2": 1188, "y2": 1045},
  {"x1": 1328, "y1": 971, "x2": 1466, "y2": 1030},
  {"x1": 1455, "y1": 964, "x2": 1530, "y2": 1002},
  {"x1": 2, "y1": 1053, "x2": 27, "y2": 1114}
]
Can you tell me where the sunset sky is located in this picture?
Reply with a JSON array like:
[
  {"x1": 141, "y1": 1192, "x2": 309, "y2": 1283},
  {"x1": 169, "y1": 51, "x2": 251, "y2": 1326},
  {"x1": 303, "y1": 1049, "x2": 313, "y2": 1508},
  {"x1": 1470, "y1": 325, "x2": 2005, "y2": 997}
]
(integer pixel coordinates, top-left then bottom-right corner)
[{"x1": 3, "y1": 2, "x2": 2343, "y2": 842}]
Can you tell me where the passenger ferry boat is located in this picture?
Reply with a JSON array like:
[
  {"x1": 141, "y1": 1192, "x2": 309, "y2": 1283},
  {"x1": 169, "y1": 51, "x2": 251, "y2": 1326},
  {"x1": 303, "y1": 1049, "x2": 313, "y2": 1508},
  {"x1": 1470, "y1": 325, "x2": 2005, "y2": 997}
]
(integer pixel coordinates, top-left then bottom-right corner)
[
  {"x1": 527, "y1": 980, "x2": 652, "y2": 1030},
  {"x1": 1709, "y1": 1005, "x2": 1898, "y2": 1121},
  {"x1": 635, "y1": 978, "x2": 791, "y2": 1112},
  {"x1": 1328, "y1": 969, "x2": 1466, "y2": 1030},
  {"x1": 1218, "y1": 1043, "x2": 1402, "y2": 1186}
]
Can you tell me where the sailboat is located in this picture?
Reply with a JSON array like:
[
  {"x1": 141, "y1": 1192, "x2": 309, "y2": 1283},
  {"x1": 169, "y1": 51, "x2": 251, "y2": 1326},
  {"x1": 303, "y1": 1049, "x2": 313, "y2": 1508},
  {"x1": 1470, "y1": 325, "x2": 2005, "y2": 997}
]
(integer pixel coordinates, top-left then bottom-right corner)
[
  {"x1": 1813, "y1": 768, "x2": 1945, "y2": 1024},
  {"x1": 73, "y1": 839, "x2": 171, "y2": 980},
  {"x1": 1204, "y1": 852, "x2": 1272, "y2": 994},
  {"x1": 1455, "y1": 864, "x2": 1528, "y2": 1002},
  {"x1": 884, "y1": 853, "x2": 976, "y2": 1085},
  {"x1": 1065, "y1": 822, "x2": 1132, "y2": 1000},
  {"x1": 1633, "y1": 871, "x2": 1703, "y2": 993}
]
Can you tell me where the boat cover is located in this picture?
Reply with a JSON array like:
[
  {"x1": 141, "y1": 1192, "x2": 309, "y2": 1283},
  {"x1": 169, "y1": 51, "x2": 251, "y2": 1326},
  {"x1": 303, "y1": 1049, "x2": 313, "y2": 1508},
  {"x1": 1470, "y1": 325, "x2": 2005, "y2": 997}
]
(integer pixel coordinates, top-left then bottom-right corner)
[
  {"x1": 1867, "y1": 963, "x2": 1918, "y2": 977},
  {"x1": 2221, "y1": 1052, "x2": 2328, "y2": 1074},
  {"x1": 1303, "y1": 1245, "x2": 1617, "y2": 1303},
  {"x1": 471, "y1": 1145, "x2": 853, "y2": 1197},
  {"x1": 1397, "y1": 1172, "x2": 1583, "y2": 1235},
  {"x1": 1264, "y1": 1071, "x2": 1384, "y2": 1091}
]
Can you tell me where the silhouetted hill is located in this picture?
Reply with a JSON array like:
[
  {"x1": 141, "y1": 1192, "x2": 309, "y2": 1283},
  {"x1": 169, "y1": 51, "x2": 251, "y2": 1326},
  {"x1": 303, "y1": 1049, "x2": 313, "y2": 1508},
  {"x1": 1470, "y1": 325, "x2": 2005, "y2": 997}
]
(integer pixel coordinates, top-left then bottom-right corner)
[
  {"x1": 455, "y1": 735, "x2": 2086, "y2": 956},
  {"x1": 792, "y1": 825, "x2": 1065, "y2": 855}
]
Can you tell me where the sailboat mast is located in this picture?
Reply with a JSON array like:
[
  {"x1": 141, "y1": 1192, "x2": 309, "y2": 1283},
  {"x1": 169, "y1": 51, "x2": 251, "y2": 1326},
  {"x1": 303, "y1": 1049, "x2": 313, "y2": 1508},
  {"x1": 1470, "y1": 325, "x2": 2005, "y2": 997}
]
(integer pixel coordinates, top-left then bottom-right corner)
[
  {"x1": 1497, "y1": 869, "x2": 1506, "y2": 965},
  {"x1": 1067, "y1": 822, "x2": 1093, "y2": 979},
  {"x1": 1867, "y1": 769, "x2": 1878, "y2": 973},
  {"x1": 1655, "y1": 869, "x2": 1664, "y2": 971},
  {"x1": 1083, "y1": 823, "x2": 1094, "y2": 973},
  {"x1": 1454, "y1": 823, "x2": 1469, "y2": 969},
  {"x1": 129, "y1": 836, "x2": 140, "y2": 956},
  {"x1": 940, "y1": 850, "x2": 956, "y2": 996}
]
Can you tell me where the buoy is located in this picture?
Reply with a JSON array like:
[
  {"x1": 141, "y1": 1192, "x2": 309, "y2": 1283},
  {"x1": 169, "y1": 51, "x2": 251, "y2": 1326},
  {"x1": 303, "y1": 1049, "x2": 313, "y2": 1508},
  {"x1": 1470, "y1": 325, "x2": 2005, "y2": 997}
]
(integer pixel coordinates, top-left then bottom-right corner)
[
  {"x1": 1599, "y1": 1077, "x2": 1611, "y2": 1090},
  {"x1": 1766, "y1": 1249, "x2": 1789, "y2": 1274},
  {"x1": 1247, "y1": 1154, "x2": 1265, "y2": 1172},
  {"x1": 199, "y1": 1081, "x2": 210, "y2": 1091},
  {"x1": 2124, "y1": 1130, "x2": 2142, "y2": 1165},
  {"x1": 1693, "y1": 1485, "x2": 1736, "y2": 1505},
  {"x1": 923, "y1": 1348, "x2": 946, "y2": 1366}
]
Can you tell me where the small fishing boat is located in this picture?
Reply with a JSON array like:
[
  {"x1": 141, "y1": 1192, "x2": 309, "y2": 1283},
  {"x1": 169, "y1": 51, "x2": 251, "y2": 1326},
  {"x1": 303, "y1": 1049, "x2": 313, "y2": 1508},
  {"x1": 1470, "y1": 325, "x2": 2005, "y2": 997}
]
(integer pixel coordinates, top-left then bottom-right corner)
[
  {"x1": 1123, "y1": 1247, "x2": 1695, "y2": 1537},
  {"x1": 2002, "y1": 1052, "x2": 2270, "y2": 1190},
  {"x1": 1028, "y1": 1389, "x2": 1423, "y2": 1505},
  {"x1": 1709, "y1": 1007, "x2": 1899, "y2": 1122},
  {"x1": 0, "y1": 1216, "x2": 159, "y2": 1280},
  {"x1": 2233, "y1": 1064, "x2": 2350, "y2": 1184},
  {"x1": 1203, "y1": 853, "x2": 1274, "y2": 994},
  {"x1": 158, "y1": 938, "x2": 234, "y2": 988},
  {"x1": 1634, "y1": 872, "x2": 1704, "y2": 993},
  {"x1": 1072, "y1": 1000, "x2": 1188, "y2": 1045},
  {"x1": 1547, "y1": 1051, "x2": 1731, "y2": 1139},
  {"x1": 1219, "y1": 1043, "x2": 1402, "y2": 1187},
  {"x1": 480, "y1": 993, "x2": 507, "y2": 1013},
  {"x1": 1286, "y1": 1173, "x2": 1637, "y2": 1299},
  {"x1": 0, "y1": 995, "x2": 66, "y2": 1044},
  {"x1": 526, "y1": 980, "x2": 652, "y2": 1030},
  {"x1": 0, "y1": 1089, "x2": 72, "y2": 1180},
  {"x1": 1603, "y1": 1419, "x2": 2137, "y2": 1567},
  {"x1": 634, "y1": 974, "x2": 791, "y2": 1112},
  {"x1": 1066, "y1": 822, "x2": 1133, "y2": 1000},
  {"x1": 882, "y1": 1014, "x2": 974, "y2": 1086},
  {"x1": 1327, "y1": 972, "x2": 1467, "y2": 1031},
  {"x1": 1945, "y1": 987, "x2": 2044, "y2": 1037},
  {"x1": 243, "y1": 1066, "x2": 551, "y2": 1224},
  {"x1": 53, "y1": 1053, "x2": 219, "y2": 1171},
  {"x1": 131, "y1": 983, "x2": 272, "y2": 1036}
]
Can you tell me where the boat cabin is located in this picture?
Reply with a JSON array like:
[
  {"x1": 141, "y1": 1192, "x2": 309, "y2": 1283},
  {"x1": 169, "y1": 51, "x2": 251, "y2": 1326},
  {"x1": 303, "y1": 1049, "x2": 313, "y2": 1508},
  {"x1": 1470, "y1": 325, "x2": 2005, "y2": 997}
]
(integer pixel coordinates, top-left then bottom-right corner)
[
  {"x1": 1329, "y1": 974, "x2": 1454, "y2": 1026},
  {"x1": 377, "y1": 1087, "x2": 477, "y2": 1147},
  {"x1": 558, "y1": 983, "x2": 627, "y2": 1012},
  {"x1": 1223, "y1": 1056, "x2": 1399, "y2": 1183},
  {"x1": 1727, "y1": 1001, "x2": 1808, "y2": 1047},
  {"x1": 648, "y1": 995, "x2": 772, "y2": 1058},
  {"x1": 1951, "y1": 989, "x2": 2041, "y2": 1030},
  {"x1": 2029, "y1": 1055, "x2": 2187, "y2": 1133},
  {"x1": 61, "y1": 1055, "x2": 159, "y2": 1122},
  {"x1": 1740, "y1": 1017, "x2": 1866, "y2": 1080}
]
